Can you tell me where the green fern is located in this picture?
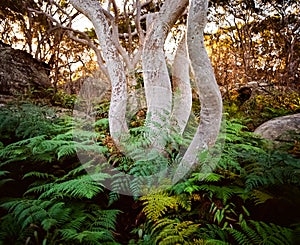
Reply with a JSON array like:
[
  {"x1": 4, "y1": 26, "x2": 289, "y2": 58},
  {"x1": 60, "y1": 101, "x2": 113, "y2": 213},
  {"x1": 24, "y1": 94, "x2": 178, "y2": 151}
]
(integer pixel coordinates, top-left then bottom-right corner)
[
  {"x1": 172, "y1": 172, "x2": 225, "y2": 195},
  {"x1": 151, "y1": 218, "x2": 199, "y2": 245},
  {"x1": 245, "y1": 151, "x2": 300, "y2": 191},
  {"x1": 0, "y1": 170, "x2": 14, "y2": 187},
  {"x1": 59, "y1": 209, "x2": 121, "y2": 245},
  {"x1": 140, "y1": 191, "x2": 191, "y2": 221},
  {"x1": 0, "y1": 213, "x2": 33, "y2": 245},
  {"x1": 1, "y1": 199, "x2": 65, "y2": 229},
  {"x1": 0, "y1": 199, "x2": 121, "y2": 244},
  {"x1": 22, "y1": 171, "x2": 56, "y2": 180},
  {"x1": 250, "y1": 189, "x2": 274, "y2": 205},
  {"x1": 197, "y1": 184, "x2": 245, "y2": 204},
  {"x1": 227, "y1": 220, "x2": 293, "y2": 245},
  {"x1": 25, "y1": 172, "x2": 109, "y2": 199},
  {"x1": 0, "y1": 103, "x2": 71, "y2": 141}
]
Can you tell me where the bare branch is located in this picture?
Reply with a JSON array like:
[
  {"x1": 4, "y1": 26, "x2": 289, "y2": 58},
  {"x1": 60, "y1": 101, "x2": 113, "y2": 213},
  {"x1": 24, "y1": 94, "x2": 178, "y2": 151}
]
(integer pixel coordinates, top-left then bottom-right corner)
[
  {"x1": 68, "y1": 31, "x2": 109, "y2": 79},
  {"x1": 28, "y1": 6, "x2": 109, "y2": 78},
  {"x1": 135, "y1": 0, "x2": 145, "y2": 44}
]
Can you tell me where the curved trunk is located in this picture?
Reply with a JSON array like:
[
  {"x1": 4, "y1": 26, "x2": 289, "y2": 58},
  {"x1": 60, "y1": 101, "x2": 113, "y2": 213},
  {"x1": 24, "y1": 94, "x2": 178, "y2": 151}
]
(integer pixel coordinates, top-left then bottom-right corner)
[
  {"x1": 142, "y1": 0, "x2": 188, "y2": 150},
  {"x1": 70, "y1": 0, "x2": 128, "y2": 146},
  {"x1": 171, "y1": 34, "x2": 192, "y2": 135},
  {"x1": 173, "y1": 0, "x2": 223, "y2": 183}
]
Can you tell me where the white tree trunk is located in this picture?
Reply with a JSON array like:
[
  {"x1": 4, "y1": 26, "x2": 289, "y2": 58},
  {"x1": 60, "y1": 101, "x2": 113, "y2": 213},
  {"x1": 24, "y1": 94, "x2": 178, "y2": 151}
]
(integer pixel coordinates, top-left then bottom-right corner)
[
  {"x1": 171, "y1": 34, "x2": 192, "y2": 135},
  {"x1": 70, "y1": 0, "x2": 128, "y2": 146},
  {"x1": 173, "y1": 0, "x2": 223, "y2": 183},
  {"x1": 142, "y1": 0, "x2": 188, "y2": 150}
]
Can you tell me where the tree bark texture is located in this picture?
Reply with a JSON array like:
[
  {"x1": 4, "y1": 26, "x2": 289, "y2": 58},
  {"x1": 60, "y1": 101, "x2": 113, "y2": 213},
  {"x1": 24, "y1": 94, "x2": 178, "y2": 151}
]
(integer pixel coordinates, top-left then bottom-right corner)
[
  {"x1": 70, "y1": 0, "x2": 128, "y2": 146},
  {"x1": 173, "y1": 0, "x2": 223, "y2": 183},
  {"x1": 69, "y1": 0, "x2": 223, "y2": 183},
  {"x1": 142, "y1": 0, "x2": 189, "y2": 149},
  {"x1": 171, "y1": 34, "x2": 192, "y2": 135}
]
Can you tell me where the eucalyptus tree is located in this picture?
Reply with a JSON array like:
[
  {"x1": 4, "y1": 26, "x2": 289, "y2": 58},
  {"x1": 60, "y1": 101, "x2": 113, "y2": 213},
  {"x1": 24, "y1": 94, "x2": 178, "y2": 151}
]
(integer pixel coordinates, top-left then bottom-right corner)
[{"x1": 69, "y1": 0, "x2": 223, "y2": 182}]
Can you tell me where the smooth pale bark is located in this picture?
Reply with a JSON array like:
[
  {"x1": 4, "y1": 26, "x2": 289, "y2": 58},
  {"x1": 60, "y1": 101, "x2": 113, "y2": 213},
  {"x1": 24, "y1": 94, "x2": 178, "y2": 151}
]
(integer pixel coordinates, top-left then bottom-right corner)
[
  {"x1": 171, "y1": 34, "x2": 192, "y2": 135},
  {"x1": 70, "y1": 0, "x2": 128, "y2": 146},
  {"x1": 142, "y1": 0, "x2": 188, "y2": 149},
  {"x1": 173, "y1": 0, "x2": 223, "y2": 183}
]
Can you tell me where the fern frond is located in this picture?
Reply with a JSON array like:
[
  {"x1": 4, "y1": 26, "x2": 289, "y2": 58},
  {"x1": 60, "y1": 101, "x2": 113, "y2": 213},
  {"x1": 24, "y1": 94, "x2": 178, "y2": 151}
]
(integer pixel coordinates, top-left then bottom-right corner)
[
  {"x1": 0, "y1": 135, "x2": 46, "y2": 158},
  {"x1": 24, "y1": 182, "x2": 54, "y2": 196},
  {"x1": 57, "y1": 142, "x2": 77, "y2": 159},
  {"x1": 0, "y1": 170, "x2": 14, "y2": 187},
  {"x1": 58, "y1": 164, "x2": 88, "y2": 180},
  {"x1": 191, "y1": 172, "x2": 224, "y2": 183},
  {"x1": 152, "y1": 218, "x2": 199, "y2": 245},
  {"x1": 198, "y1": 223, "x2": 229, "y2": 241},
  {"x1": 39, "y1": 174, "x2": 108, "y2": 199},
  {"x1": 250, "y1": 189, "x2": 274, "y2": 205},
  {"x1": 59, "y1": 229, "x2": 115, "y2": 245},
  {"x1": 22, "y1": 171, "x2": 56, "y2": 180},
  {"x1": 227, "y1": 220, "x2": 293, "y2": 245},
  {"x1": 245, "y1": 164, "x2": 300, "y2": 190},
  {"x1": 140, "y1": 191, "x2": 191, "y2": 221},
  {"x1": 0, "y1": 213, "x2": 33, "y2": 245},
  {"x1": 227, "y1": 227, "x2": 252, "y2": 245},
  {"x1": 108, "y1": 191, "x2": 120, "y2": 206},
  {"x1": 140, "y1": 192, "x2": 178, "y2": 221},
  {"x1": 198, "y1": 184, "x2": 244, "y2": 203},
  {"x1": 1, "y1": 199, "x2": 51, "y2": 229},
  {"x1": 90, "y1": 209, "x2": 120, "y2": 231},
  {"x1": 59, "y1": 209, "x2": 120, "y2": 244}
]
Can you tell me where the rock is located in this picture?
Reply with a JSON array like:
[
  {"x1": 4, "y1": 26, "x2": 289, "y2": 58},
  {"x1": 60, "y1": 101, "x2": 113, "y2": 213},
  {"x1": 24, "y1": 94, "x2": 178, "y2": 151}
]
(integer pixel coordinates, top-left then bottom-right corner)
[
  {"x1": 0, "y1": 41, "x2": 51, "y2": 96},
  {"x1": 254, "y1": 114, "x2": 300, "y2": 142}
]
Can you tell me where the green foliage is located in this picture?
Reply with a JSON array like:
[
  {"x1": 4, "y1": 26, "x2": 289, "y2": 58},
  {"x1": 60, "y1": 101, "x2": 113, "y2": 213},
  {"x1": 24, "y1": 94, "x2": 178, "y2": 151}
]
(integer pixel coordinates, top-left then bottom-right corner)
[
  {"x1": 25, "y1": 173, "x2": 109, "y2": 199},
  {"x1": 225, "y1": 92, "x2": 300, "y2": 130},
  {"x1": 0, "y1": 104, "x2": 120, "y2": 244},
  {"x1": 196, "y1": 220, "x2": 293, "y2": 245},
  {"x1": 227, "y1": 220, "x2": 293, "y2": 245},
  {"x1": 140, "y1": 191, "x2": 191, "y2": 221},
  {"x1": 108, "y1": 122, "x2": 189, "y2": 199},
  {"x1": 0, "y1": 199, "x2": 120, "y2": 244},
  {"x1": 249, "y1": 189, "x2": 274, "y2": 205},
  {"x1": 245, "y1": 150, "x2": 300, "y2": 191},
  {"x1": 1, "y1": 103, "x2": 299, "y2": 244},
  {"x1": 0, "y1": 103, "x2": 69, "y2": 142},
  {"x1": 50, "y1": 89, "x2": 77, "y2": 109},
  {"x1": 152, "y1": 218, "x2": 200, "y2": 245},
  {"x1": 133, "y1": 118, "x2": 299, "y2": 244}
]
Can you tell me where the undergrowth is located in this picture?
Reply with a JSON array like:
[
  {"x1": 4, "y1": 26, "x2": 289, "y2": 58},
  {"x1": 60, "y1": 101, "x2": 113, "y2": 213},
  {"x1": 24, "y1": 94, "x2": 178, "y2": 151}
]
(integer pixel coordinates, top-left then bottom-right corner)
[{"x1": 0, "y1": 102, "x2": 299, "y2": 244}]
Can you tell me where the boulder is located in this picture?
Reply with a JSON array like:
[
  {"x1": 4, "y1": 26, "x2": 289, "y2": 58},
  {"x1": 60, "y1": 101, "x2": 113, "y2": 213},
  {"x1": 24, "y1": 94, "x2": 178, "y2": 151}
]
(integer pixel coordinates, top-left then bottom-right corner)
[
  {"x1": 254, "y1": 114, "x2": 300, "y2": 142},
  {"x1": 0, "y1": 41, "x2": 51, "y2": 96}
]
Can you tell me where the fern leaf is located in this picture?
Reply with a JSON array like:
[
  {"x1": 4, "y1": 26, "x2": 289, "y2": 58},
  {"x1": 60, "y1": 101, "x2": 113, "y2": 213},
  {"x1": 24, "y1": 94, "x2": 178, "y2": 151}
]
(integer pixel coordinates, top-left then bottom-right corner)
[
  {"x1": 227, "y1": 227, "x2": 252, "y2": 245},
  {"x1": 227, "y1": 220, "x2": 293, "y2": 245},
  {"x1": 198, "y1": 184, "x2": 244, "y2": 204},
  {"x1": 153, "y1": 219, "x2": 199, "y2": 245},
  {"x1": 22, "y1": 171, "x2": 56, "y2": 180},
  {"x1": 140, "y1": 192, "x2": 179, "y2": 221},
  {"x1": 39, "y1": 174, "x2": 108, "y2": 199},
  {"x1": 58, "y1": 164, "x2": 88, "y2": 180},
  {"x1": 250, "y1": 189, "x2": 274, "y2": 205},
  {"x1": 195, "y1": 172, "x2": 224, "y2": 182},
  {"x1": 1, "y1": 199, "x2": 51, "y2": 229}
]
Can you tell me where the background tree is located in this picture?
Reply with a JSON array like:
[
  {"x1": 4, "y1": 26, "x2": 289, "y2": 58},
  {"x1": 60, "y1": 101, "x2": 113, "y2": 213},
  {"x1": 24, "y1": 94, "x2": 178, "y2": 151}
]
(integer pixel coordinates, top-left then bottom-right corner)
[
  {"x1": 0, "y1": 0, "x2": 101, "y2": 90},
  {"x1": 207, "y1": 0, "x2": 300, "y2": 95}
]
